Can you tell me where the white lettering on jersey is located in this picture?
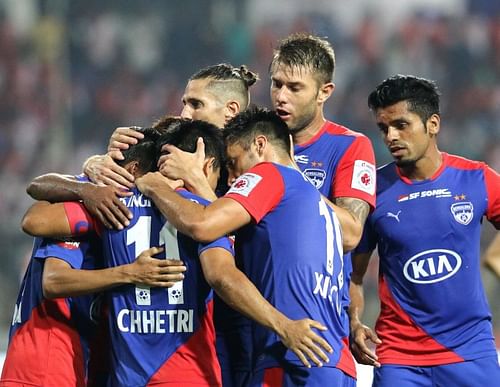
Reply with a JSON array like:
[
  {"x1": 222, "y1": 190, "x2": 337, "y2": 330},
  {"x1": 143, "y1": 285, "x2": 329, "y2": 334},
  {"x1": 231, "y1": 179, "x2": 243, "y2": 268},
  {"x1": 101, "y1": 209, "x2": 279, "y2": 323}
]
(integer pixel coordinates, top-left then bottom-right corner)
[
  {"x1": 398, "y1": 189, "x2": 452, "y2": 202},
  {"x1": 313, "y1": 272, "x2": 341, "y2": 315},
  {"x1": 294, "y1": 154, "x2": 309, "y2": 164},
  {"x1": 227, "y1": 173, "x2": 262, "y2": 197},
  {"x1": 117, "y1": 308, "x2": 194, "y2": 333},
  {"x1": 351, "y1": 160, "x2": 375, "y2": 195},
  {"x1": 12, "y1": 302, "x2": 22, "y2": 326},
  {"x1": 403, "y1": 249, "x2": 462, "y2": 284},
  {"x1": 119, "y1": 194, "x2": 151, "y2": 208}
]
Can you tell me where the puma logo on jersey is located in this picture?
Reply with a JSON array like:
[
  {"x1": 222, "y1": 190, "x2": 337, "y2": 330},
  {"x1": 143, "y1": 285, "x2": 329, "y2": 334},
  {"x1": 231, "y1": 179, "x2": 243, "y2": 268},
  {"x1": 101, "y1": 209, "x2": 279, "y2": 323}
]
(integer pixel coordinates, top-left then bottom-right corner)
[{"x1": 386, "y1": 210, "x2": 401, "y2": 222}]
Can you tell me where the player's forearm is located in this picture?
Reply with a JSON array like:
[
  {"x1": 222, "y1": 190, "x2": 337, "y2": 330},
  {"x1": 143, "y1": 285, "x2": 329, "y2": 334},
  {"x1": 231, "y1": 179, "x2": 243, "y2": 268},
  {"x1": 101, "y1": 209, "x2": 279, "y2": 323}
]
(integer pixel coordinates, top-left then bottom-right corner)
[
  {"x1": 43, "y1": 265, "x2": 134, "y2": 299},
  {"x1": 208, "y1": 266, "x2": 291, "y2": 336},
  {"x1": 185, "y1": 173, "x2": 217, "y2": 201},
  {"x1": 27, "y1": 173, "x2": 89, "y2": 202},
  {"x1": 348, "y1": 282, "x2": 366, "y2": 330},
  {"x1": 145, "y1": 183, "x2": 212, "y2": 241},
  {"x1": 323, "y1": 196, "x2": 363, "y2": 251}
]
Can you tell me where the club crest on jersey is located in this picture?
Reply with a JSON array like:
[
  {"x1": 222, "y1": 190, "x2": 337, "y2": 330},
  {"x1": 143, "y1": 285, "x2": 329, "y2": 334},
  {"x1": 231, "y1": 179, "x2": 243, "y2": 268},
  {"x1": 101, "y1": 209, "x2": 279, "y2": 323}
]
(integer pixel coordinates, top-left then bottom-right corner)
[
  {"x1": 351, "y1": 160, "x2": 375, "y2": 195},
  {"x1": 450, "y1": 201, "x2": 474, "y2": 225},
  {"x1": 303, "y1": 168, "x2": 326, "y2": 189},
  {"x1": 227, "y1": 173, "x2": 262, "y2": 197}
]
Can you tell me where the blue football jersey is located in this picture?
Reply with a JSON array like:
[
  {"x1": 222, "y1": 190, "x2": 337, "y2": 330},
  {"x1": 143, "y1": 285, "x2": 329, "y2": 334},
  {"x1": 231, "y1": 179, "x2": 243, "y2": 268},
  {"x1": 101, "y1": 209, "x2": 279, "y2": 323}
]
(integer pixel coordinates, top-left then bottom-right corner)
[
  {"x1": 356, "y1": 153, "x2": 500, "y2": 365},
  {"x1": 96, "y1": 188, "x2": 232, "y2": 386},
  {"x1": 225, "y1": 162, "x2": 356, "y2": 378},
  {"x1": 2, "y1": 237, "x2": 103, "y2": 386}
]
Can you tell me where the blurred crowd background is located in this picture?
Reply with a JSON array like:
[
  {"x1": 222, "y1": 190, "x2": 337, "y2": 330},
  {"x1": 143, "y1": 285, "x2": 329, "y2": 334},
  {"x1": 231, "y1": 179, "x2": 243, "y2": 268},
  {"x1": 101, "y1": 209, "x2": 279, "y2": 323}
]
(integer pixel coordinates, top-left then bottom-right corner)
[{"x1": 0, "y1": 0, "x2": 499, "y2": 351}]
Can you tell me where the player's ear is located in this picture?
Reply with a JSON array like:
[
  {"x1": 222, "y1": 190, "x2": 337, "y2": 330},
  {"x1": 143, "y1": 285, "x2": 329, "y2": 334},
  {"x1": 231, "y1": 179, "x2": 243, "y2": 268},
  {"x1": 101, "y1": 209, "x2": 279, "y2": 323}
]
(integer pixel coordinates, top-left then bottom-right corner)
[
  {"x1": 126, "y1": 161, "x2": 141, "y2": 177},
  {"x1": 225, "y1": 100, "x2": 240, "y2": 121},
  {"x1": 254, "y1": 135, "x2": 267, "y2": 157},
  {"x1": 317, "y1": 82, "x2": 335, "y2": 104},
  {"x1": 427, "y1": 114, "x2": 440, "y2": 137},
  {"x1": 203, "y1": 157, "x2": 216, "y2": 177}
]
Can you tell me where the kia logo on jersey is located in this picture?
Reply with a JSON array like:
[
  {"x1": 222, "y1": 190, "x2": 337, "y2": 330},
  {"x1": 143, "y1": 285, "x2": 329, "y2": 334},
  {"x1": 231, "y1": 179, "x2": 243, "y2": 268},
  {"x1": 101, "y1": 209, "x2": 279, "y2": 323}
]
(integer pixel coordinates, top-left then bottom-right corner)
[
  {"x1": 403, "y1": 249, "x2": 462, "y2": 284},
  {"x1": 303, "y1": 168, "x2": 326, "y2": 189},
  {"x1": 450, "y1": 201, "x2": 474, "y2": 225}
]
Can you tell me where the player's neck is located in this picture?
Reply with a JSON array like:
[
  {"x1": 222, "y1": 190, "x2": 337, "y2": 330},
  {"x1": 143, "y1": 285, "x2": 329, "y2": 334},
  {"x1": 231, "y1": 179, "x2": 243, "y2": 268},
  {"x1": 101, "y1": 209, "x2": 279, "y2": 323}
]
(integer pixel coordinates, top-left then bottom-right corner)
[
  {"x1": 292, "y1": 115, "x2": 326, "y2": 145},
  {"x1": 399, "y1": 148, "x2": 443, "y2": 181}
]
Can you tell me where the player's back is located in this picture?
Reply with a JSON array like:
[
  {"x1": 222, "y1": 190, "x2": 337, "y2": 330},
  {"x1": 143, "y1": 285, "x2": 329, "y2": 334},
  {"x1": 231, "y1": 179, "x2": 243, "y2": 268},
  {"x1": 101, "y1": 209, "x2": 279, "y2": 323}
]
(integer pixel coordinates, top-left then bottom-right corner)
[
  {"x1": 228, "y1": 163, "x2": 355, "y2": 377},
  {"x1": 1, "y1": 237, "x2": 102, "y2": 387},
  {"x1": 101, "y1": 187, "x2": 221, "y2": 386}
]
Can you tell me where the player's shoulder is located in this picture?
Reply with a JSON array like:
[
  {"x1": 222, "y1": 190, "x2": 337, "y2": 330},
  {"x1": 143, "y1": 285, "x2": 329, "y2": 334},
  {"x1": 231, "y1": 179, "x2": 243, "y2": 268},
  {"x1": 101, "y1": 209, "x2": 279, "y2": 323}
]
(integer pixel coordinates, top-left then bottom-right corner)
[
  {"x1": 444, "y1": 152, "x2": 488, "y2": 171},
  {"x1": 376, "y1": 162, "x2": 399, "y2": 190},
  {"x1": 324, "y1": 120, "x2": 369, "y2": 140},
  {"x1": 176, "y1": 188, "x2": 210, "y2": 206}
]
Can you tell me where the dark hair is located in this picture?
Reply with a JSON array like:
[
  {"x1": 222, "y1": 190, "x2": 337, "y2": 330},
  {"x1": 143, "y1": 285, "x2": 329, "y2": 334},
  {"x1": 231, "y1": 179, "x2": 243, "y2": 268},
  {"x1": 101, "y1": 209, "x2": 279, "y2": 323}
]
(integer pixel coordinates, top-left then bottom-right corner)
[
  {"x1": 116, "y1": 127, "x2": 161, "y2": 173},
  {"x1": 157, "y1": 120, "x2": 225, "y2": 171},
  {"x1": 368, "y1": 75, "x2": 441, "y2": 123},
  {"x1": 270, "y1": 33, "x2": 335, "y2": 85},
  {"x1": 190, "y1": 63, "x2": 259, "y2": 109},
  {"x1": 151, "y1": 115, "x2": 187, "y2": 134},
  {"x1": 223, "y1": 106, "x2": 291, "y2": 155}
]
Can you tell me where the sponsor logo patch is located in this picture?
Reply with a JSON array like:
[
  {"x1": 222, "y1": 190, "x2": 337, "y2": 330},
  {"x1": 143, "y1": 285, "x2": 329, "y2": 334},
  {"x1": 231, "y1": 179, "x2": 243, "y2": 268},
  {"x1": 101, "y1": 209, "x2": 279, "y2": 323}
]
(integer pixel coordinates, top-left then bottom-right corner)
[
  {"x1": 403, "y1": 249, "x2": 462, "y2": 284},
  {"x1": 227, "y1": 173, "x2": 262, "y2": 197},
  {"x1": 294, "y1": 154, "x2": 309, "y2": 164},
  {"x1": 398, "y1": 189, "x2": 452, "y2": 202},
  {"x1": 304, "y1": 168, "x2": 326, "y2": 189},
  {"x1": 450, "y1": 201, "x2": 474, "y2": 225},
  {"x1": 57, "y1": 241, "x2": 81, "y2": 250},
  {"x1": 351, "y1": 160, "x2": 375, "y2": 195}
]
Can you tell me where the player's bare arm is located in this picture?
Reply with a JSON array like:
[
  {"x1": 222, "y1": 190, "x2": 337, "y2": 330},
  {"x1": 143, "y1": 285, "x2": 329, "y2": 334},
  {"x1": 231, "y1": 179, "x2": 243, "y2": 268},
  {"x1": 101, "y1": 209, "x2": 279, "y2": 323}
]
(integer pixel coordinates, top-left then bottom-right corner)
[
  {"x1": 42, "y1": 247, "x2": 186, "y2": 299},
  {"x1": 22, "y1": 201, "x2": 73, "y2": 238},
  {"x1": 28, "y1": 173, "x2": 132, "y2": 229},
  {"x1": 200, "y1": 247, "x2": 333, "y2": 368},
  {"x1": 324, "y1": 196, "x2": 370, "y2": 251},
  {"x1": 107, "y1": 126, "x2": 144, "y2": 160},
  {"x1": 83, "y1": 154, "x2": 135, "y2": 190},
  {"x1": 158, "y1": 138, "x2": 217, "y2": 201},
  {"x1": 483, "y1": 234, "x2": 500, "y2": 278},
  {"x1": 136, "y1": 171, "x2": 250, "y2": 242},
  {"x1": 349, "y1": 250, "x2": 381, "y2": 367}
]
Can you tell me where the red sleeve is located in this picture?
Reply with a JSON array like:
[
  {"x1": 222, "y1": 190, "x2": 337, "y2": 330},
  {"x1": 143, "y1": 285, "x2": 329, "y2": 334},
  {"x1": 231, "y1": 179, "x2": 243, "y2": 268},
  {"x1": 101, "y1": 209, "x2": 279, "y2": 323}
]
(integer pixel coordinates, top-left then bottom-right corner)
[
  {"x1": 332, "y1": 135, "x2": 376, "y2": 209},
  {"x1": 63, "y1": 201, "x2": 100, "y2": 235},
  {"x1": 224, "y1": 163, "x2": 285, "y2": 223},
  {"x1": 484, "y1": 165, "x2": 500, "y2": 228}
]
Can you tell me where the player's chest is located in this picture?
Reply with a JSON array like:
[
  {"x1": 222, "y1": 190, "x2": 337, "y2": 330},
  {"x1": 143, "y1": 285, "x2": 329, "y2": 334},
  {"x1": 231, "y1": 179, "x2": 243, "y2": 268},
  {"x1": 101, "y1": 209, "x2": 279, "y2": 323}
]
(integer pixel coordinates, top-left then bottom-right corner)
[
  {"x1": 372, "y1": 179, "x2": 486, "y2": 242},
  {"x1": 294, "y1": 146, "x2": 339, "y2": 193}
]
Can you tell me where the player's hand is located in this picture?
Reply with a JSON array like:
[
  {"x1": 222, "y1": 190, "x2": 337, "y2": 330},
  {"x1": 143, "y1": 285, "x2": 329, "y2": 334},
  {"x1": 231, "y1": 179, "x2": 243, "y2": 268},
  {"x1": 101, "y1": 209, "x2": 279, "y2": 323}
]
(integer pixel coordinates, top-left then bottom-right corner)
[
  {"x1": 278, "y1": 318, "x2": 333, "y2": 368},
  {"x1": 129, "y1": 246, "x2": 186, "y2": 287},
  {"x1": 350, "y1": 321, "x2": 381, "y2": 367},
  {"x1": 107, "y1": 126, "x2": 144, "y2": 160},
  {"x1": 83, "y1": 154, "x2": 135, "y2": 190},
  {"x1": 158, "y1": 137, "x2": 206, "y2": 187},
  {"x1": 80, "y1": 184, "x2": 133, "y2": 230},
  {"x1": 136, "y1": 172, "x2": 183, "y2": 197}
]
